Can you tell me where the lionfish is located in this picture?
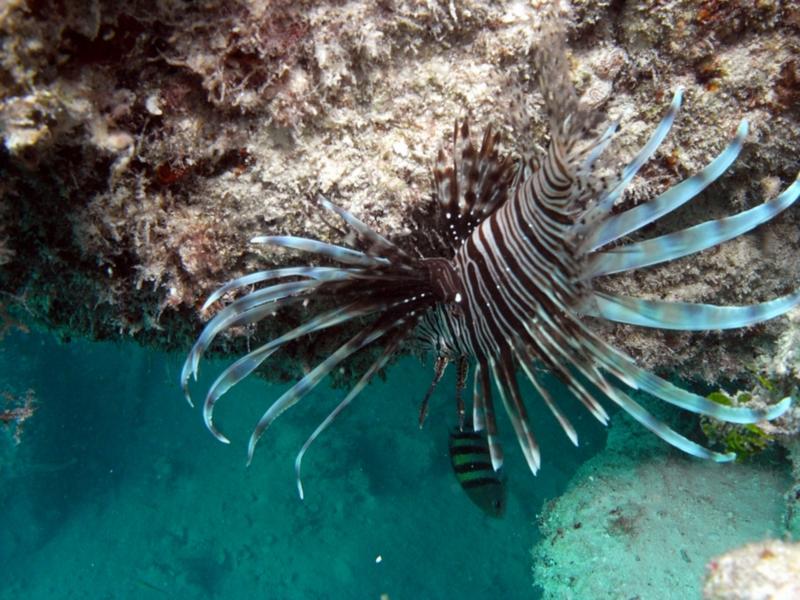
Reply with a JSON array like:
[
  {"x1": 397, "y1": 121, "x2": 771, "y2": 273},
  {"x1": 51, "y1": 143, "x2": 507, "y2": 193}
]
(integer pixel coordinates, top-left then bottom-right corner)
[{"x1": 181, "y1": 13, "x2": 800, "y2": 498}]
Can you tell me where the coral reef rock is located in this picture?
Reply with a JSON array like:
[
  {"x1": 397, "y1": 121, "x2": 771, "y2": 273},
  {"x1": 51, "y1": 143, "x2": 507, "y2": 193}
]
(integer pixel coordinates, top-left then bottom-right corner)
[
  {"x1": 531, "y1": 403, "x2": 791, "y2": 599},
  {"x1": 1, "y1": 1, "x2": 798, "y2": 384},
  {"x1": 703, "y1": 539, "x2": 800, "y2": 600}
]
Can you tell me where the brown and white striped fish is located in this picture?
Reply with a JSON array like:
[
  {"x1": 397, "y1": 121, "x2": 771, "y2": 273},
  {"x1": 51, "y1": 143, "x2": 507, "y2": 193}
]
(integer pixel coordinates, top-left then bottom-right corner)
[{"x1": 181, "y1": 10, "x2": 799, "y2": 497}]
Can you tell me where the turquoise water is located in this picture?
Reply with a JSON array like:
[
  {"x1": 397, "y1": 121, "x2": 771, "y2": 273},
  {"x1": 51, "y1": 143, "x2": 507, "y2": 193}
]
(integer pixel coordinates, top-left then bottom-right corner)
[{"x1": 1, "y1": 328, "x2": 605, "y2": 599}]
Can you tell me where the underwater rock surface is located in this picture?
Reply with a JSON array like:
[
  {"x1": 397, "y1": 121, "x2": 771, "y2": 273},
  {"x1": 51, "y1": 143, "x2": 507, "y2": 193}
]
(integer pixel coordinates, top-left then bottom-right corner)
[
  {"x1": 1, "y1": 1, "x2": 799, "y2": 384},
  {"x1": 702, "y1": 539, "x2": 800, "y2": 600},
  {"x1": 531, "y1": 403, "x2": 792, "y2": 599}
]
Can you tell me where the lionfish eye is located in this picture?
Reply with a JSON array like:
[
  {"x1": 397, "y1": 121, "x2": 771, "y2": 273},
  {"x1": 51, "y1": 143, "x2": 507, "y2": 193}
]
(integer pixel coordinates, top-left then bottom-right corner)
[{"x1": 422, "y1": 257, "x2": 464, "y2": 305}]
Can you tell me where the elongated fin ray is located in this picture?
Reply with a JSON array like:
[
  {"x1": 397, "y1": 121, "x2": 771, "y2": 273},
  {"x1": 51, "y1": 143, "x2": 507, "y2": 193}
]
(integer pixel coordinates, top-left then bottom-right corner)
[
  {"x1": 598, "y1": 343, "x2": 793, "y2": 423},
  {"x1": 433, "y1": 121, "x2": 516, "y2": 250},
  {"x1": 251, "y1": 236, "x2": 391, "y2": 267},
  {"x1": 455, "y1": 120, "x2": 476, "y2": 216},
  {"x1": 203, "y1": 302, "x2": 383, "y2": 443},
  {"x1": 187, "y1": 294, "x2": 298, "y2": 392},
  {"x1": 564, "y1": 347, "x2": 737, "y2": 461},
  {"x1": 477, "y1": 358, "x2": 503, "y2": 471},
  {"x1": 202, "y1": 345, "x2": 279, "y2": 444},
  {"x1": 587, "y1": 90, "x2": 683, "y2": 220},
  {"x1": 582, "y1": 119, "x2": 748, "y2": 253},
  {"x1": 247, "y1": 316, "x2": 408, "y2": 464},
  {"x1": 593, "y1": 289, "x2": 800, "y2": 331},
  {"x1": 490, "y1": 355, "x2": 541, "y2": 474},
  {"x1": 472, "y1": 361, "x2": 486, "y2": 432},
  {"x1": 475, "y1": 128, "x2": 516, "y2": 218},
  {"x1": 294, "y1": 331, "x2": 406, "y2": 500},
  {"x1": 418, "y1": 355, "x2": 449, "y2": 428},
  {"x1": 567, "y1": 314, "x2": 794, "y2": 423},
  {"x1": 182, "y1": 279, "x2": 327, "y2": 396},
  {"x1": 202, "y1": 266, "x2": 366, "y2": 312},
  {"x1": 319, "y1": 197, "x2": 415, "y2": 266},
  {"x1": 605, "y1": 386, "x2": 736, "y2": 461},
  {"x1": 586, "y1": 174, "x2": 800, "y2": 277},
  {"x1": 521, "y1": 316, "x2": 610, "y2": 425},
  {"x1": 514, "y1": 343, "x2": 579, "y2": 446},
  {"x1": 581, "y1": 121, "x2": 619, "y2": 174}
]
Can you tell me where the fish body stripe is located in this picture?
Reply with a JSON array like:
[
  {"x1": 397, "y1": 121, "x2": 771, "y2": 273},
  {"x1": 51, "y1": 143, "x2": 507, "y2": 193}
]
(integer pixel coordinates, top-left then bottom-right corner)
[
  {"x1": 450, "y1": 429, "x2": 502, "y2": 486},
  {"x1": 461, "y1": 477, "x2": 504, "y2": 490},
  {"x1": 452, "y1": 448, "x2": 490, "y2": 463},
  {"x1": 453, "y1": 461, "x2": 495, "y2": 476},
  {"x1": 442, "y1": 150, "x2": 584, "y2": 364}
]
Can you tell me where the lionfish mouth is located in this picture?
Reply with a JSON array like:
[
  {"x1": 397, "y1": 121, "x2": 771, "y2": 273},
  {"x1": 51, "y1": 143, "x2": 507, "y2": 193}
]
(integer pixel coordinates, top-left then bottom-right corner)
[{"x1": 181, "y1": 11, "x2": 800, "y2": 498}]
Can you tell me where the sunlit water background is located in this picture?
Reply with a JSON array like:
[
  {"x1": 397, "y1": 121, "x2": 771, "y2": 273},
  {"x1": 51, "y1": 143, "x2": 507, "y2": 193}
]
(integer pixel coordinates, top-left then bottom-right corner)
[{"x1": 1, "y1": 327, "x2": 608, "y2": 599}]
